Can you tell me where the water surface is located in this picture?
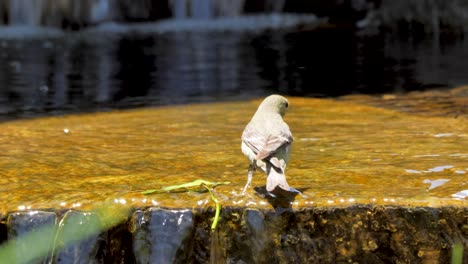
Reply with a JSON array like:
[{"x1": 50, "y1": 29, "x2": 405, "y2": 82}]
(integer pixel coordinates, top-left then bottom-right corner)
[
  {"x1": 0, "y1": 97, "x2": 466, "y2": 214},
  {"x1": 1, "y1": 24, "x2": 468, "y2": 120}
]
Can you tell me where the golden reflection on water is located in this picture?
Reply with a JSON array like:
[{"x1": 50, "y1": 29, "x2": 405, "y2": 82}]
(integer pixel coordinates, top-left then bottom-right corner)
[{"x1": 0, "y1": 97, "x2": 466, "y2": 214}]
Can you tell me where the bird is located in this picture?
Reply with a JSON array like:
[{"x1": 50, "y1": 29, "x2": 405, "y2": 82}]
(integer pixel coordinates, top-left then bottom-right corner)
[{"x1": 241, "y1": 94, "x2": 293, "y2": 194}]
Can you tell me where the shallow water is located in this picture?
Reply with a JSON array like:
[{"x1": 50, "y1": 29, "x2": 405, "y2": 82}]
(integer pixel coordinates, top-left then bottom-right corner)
[{"x1": 0, "y1": 97, "x2": 466, "y2": 214}]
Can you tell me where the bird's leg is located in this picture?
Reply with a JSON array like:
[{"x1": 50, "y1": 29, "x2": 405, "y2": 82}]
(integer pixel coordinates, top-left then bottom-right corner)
[{"x1": 242, "y1": 163, "x2": 255, "y2": 194}]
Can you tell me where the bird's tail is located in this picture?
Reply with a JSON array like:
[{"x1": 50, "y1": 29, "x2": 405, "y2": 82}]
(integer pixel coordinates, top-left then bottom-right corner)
[{"x1": 266, "y1": 166, "x2": 290, "y2": 192}]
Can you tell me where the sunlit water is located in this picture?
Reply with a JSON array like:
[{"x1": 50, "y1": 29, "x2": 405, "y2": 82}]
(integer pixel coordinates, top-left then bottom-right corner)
[
  {"x1": 1, "y1": 23, "x2": 467, "y2": 213},
  {"x1": 0, "y1": 97, "x2": 466, "y2": 214}
]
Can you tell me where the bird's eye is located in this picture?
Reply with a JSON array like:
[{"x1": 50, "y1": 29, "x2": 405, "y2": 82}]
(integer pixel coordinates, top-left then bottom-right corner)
[{"x1": 285, "y1": 102, "x2": 289, "y2": 108}]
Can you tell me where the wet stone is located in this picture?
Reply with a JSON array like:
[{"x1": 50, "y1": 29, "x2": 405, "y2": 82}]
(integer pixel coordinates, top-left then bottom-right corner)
[
  {"x1": 131, "y1": 208, "x2": 194, "y2": 264},
  {"x1": 244, "y1": 209, "x2": 267, "y2": 262},
  {"x1": 105, "y1": 222, "x2": 135, "y2": 263},
  {"x1": 0, "y1": 206, "x2": 467, "y2": 263},
  {"x1": 208, "y1": 206, "x2": 468, "y2": 264},
  {"x1": 53, "y1": 211, "x2": 106, "y2": 263},
  {"x1": 6, "y1": 211, "x2": 57, "y2": 264}
]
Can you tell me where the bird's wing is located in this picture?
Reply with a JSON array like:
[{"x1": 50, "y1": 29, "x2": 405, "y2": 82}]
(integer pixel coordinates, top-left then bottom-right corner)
[
  {"x1": 241, "y1": 125, "x2": 264, "y2": 155},
  {"x1": 254, "y1": 134, "x2": 291, "y2": 161},
  {"x1": 242, "y1": 123, "x2": 292, "y2": 161}
]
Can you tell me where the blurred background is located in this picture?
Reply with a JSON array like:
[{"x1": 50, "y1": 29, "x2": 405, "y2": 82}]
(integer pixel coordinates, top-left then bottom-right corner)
[{"x1": 0, "y1": 0, "x2": 467, "y2": 120}]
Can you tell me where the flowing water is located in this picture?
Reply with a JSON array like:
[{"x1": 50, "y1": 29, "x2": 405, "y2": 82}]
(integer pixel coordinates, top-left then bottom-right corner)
[
  {"x1": 0, "y1": 21, "x2": 467, "y2": 214},
  {"x1": 0, "y1": 97, "x2": 466, "y2": 214}
]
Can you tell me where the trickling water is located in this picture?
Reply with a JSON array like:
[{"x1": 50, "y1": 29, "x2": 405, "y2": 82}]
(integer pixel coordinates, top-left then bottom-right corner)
[
  {"x1": 172, "y1": 0, "x2": 187, "y2": 19},
  {"x1": 190, "y1": 0, "x2": 214, "y2": 19},
  {"x1": 0, "y1": 0, "x2": 274, "y2": 27},
  {"x1": 8, "y1": 0, "x2": 42, "y2": 25},
  {"x1": 0, "y1": 97, "x2": 466, "y2": 214},
  {"x1": 132, "y1": 209, "x2": 194, "y2": 263},
  {"x1": 90, "y1": 0, "x2": 111, "y2": 23}
]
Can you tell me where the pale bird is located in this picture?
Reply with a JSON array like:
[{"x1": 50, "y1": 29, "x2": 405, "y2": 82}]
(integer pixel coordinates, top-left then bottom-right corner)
[{"x1": 241, "y1": 94, "x2": 293, "y2": 194}]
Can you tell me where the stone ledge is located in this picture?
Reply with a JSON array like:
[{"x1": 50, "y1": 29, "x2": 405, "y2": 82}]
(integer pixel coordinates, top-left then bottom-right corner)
[{"x1": 0, "y1": 205, "x2": 466, "y2": 263}]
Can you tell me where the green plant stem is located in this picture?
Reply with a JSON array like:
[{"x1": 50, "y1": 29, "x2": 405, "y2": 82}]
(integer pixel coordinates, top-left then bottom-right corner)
[
  {"x1": 141, "y1": 179, "x2": 230, "y2": 195},
  {"x1": 142, "y1": 179, "x2": 229, "y2": 231},
  {"x1": 203, "y1": 184, "x2": 221, "y2": 231}
]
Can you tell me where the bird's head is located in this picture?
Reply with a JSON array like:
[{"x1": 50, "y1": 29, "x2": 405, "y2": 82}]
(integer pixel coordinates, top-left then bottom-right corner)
[{"x1": 258, "y1": 94, "x2": 289, "y2": 116}]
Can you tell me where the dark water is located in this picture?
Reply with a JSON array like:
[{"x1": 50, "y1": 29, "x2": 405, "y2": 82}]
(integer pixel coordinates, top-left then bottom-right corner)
[{"x1": 0, "y1": 25, "x2": 467, "y2": 120}]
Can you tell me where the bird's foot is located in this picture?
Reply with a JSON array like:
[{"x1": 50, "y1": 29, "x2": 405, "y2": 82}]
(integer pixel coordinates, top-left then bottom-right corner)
[{"x1": 288, "y1": 187, "x2": 301, "y2": 193}]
